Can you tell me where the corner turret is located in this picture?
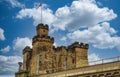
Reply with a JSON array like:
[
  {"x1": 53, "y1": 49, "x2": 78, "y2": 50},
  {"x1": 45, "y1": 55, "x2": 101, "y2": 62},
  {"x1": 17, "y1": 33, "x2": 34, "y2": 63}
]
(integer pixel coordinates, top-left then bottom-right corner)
[{"x1": 23, "y1": 46, "x2": 32, "y2": 71}]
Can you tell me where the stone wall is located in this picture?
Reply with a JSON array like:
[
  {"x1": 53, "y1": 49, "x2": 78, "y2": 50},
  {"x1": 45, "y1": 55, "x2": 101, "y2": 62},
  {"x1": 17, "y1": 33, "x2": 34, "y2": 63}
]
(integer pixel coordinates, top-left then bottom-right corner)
[{"x1": 15, "y1": 23, "x2": 89, "y2": 77}]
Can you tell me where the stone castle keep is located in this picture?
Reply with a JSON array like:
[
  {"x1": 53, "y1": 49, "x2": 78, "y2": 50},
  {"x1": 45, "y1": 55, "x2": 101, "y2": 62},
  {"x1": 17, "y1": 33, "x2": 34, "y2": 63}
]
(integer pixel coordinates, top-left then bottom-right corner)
[{"x1": 15, "y1": 23, "x2": 89, "y2": 77}]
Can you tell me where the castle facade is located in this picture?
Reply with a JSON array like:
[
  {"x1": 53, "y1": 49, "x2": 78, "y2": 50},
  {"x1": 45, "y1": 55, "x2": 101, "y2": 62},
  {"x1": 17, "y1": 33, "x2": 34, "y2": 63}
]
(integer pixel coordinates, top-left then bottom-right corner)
[{"x1": 15, "y1": 23, "x2": 89, "y2": 77}]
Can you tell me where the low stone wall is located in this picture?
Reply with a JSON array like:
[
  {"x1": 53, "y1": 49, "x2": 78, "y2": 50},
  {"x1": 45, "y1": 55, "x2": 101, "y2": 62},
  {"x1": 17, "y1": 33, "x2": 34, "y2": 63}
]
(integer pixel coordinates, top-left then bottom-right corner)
[
  {"x1": 33, "y1": 61, "x2": 120, "y2": 77},
  {"x1": 15, "y1": 71, "x2": 28, "y2": 77}
]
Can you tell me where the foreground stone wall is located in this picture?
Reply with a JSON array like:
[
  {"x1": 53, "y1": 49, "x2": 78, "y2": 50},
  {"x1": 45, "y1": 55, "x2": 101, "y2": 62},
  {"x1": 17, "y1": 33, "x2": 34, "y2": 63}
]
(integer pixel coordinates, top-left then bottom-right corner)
[{"x1": 33, "y1": 61, "x2": 120, "y2": 77}]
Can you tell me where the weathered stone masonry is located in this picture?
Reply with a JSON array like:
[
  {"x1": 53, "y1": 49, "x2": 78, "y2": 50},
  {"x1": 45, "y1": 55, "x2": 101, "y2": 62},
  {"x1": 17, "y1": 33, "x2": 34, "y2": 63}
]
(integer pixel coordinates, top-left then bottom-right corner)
[{"x1": 15, "y1": 23, "x2": 89, "y2": 77}]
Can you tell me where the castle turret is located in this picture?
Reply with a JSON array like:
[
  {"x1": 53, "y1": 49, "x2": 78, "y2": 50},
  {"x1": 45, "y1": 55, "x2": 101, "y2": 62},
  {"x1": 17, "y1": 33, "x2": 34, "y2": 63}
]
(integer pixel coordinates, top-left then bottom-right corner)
[
  {"x1": 23, "y1": 46, "x2": 32, "y2": 71},
  {"x1": 74, "y1": 42, "x2": 89, "y2": 68},
  {"x1": 36, "y1": 23, "x2": 49, "y2": 37},
  {"x1": 30, "y1": 23, "x2": 54, "y2": 75},
  {"x1": 15, "y1": 23, "x2": 89, "y2": 77}
]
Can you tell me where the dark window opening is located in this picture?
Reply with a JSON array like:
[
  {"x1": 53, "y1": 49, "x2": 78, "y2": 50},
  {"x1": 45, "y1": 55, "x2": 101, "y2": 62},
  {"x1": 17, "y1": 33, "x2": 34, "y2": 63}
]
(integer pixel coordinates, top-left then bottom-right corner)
[
  {"x1": 72, "y1": 58, "x2": 75, "y2": 64},
  {"x1": 43, "y1": 30, "x2": 45, "y2": 32}
]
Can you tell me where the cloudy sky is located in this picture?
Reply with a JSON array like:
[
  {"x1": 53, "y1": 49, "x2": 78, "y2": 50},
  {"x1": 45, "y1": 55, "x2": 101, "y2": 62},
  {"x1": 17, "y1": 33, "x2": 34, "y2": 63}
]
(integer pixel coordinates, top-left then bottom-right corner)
[{"x1": 0, "y1": 0, "x2": 120, "y2": 77}]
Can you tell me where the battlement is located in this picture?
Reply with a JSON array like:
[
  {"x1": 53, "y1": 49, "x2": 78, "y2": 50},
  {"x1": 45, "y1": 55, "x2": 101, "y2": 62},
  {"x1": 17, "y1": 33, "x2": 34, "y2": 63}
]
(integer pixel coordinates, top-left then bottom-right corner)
[
  {"x1": 23, "y1": 46, "x2": 32, "y2": 54},
  {"x1": 36, "y1": 23, "x2": 49, "y2": 36},
  {"x1": 55, "y1": 46, "x2": 66, "y2": 51},
  {"x1": 68, "y1": 42, "x2": 89, "y2": 49},
  {"x1": 16, "y1": 23, "x2": 89, "y2": 77},
  {"x1": 36, "y1": 23, "x2": 49, "y2": 30},
  {"x1": 32, "y1": 35, "x2": 54, "y2": 44}
]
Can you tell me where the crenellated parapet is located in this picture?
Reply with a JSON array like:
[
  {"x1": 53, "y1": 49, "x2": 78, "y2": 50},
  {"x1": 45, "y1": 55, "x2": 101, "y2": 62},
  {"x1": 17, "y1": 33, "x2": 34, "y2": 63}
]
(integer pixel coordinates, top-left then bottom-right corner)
[
  {"x1": 78, "y1": 43, "x2": 89, "y2": 49},
  {"x1": 36, "y1": 23, "x2": 49, "y2": 30},
  {"x1": 32, "y1": 35, "x2": 54, "y2": 44},
  {"x1": 15, "y1": 23, "x2": 89, "y2": 77},
  {"x1": 55, "y1": 46, "x2": 66, "y2": 51},
  {"x1": 68, "y1": 42, "x2": 89, "y2": 49},
  {"x1": 22, "y1": 46, "x2": 32, "y2": 72},
  {"x1": 23, "y1": 46, "x2": 32, "y2": 54},
  {"x1": 36, "y1": 23, "x2": 49, "y2": 36}
]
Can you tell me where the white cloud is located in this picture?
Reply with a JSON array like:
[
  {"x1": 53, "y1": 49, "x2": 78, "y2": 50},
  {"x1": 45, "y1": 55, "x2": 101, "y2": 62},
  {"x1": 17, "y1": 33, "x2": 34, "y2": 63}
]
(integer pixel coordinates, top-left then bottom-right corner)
[
  {"x1": 16, "y1": 0, "x2": 117, "y2": 31},
  {"x1": 5, "y1": 0, "x2": 25, "y2": 8},
  {"x1": 60, "y1": 36, "x2": 67, "y2": 41},
  {"x1": 53, "y1": 0, "x2": 117, "y2": 31},
  {"x1": 13, "y1": 37, "x2": 32, "y2": 52},
  {"x1": 16, "y1": 4, "x2": 56, "y2": 26},
  {"x1": 0, "y1": 55, "x2": 22, "y2": 73},
  {"x1": 0, "y1": 75, "x2": 14, "y2": 77},
  {"x1": 88, "y1": 53, "x2": 118, "y2": 65},
  {"x1": 0, "y1": 28, "x2": 5, "y2": 41},
  {"x1": 53, "y1": 42, "x2": 57, "y2": 47},
  {"x1": 88, "y1": 53, "x2": 100, "y2": 62},
  {"x1": 0, "y1": 45, "x2": 11, "y2": 53},
  {"x1": 88, "y1": 53, "x2": 101, "y2": 65},
  {"x1": 67, "y1": 22, "x2": 120, "y2": 49},
  {"x1": 16, "y1": 0, "x2": 120, "y2": 50}
]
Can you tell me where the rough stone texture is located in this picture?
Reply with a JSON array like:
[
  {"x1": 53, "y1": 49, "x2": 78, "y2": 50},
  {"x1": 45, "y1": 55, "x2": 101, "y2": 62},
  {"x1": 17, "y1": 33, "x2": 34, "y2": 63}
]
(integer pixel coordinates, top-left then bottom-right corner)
[
  {"x1": 32, "y1": 61, "x2": 120, "y2": 77},
  {"x1": 15, "y1": 23, "x2": 89, "y2": 77}
]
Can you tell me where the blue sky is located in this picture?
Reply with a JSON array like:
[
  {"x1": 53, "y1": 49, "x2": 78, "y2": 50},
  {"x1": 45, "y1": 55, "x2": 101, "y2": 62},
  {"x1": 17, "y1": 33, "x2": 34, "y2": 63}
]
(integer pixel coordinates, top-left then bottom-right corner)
[{"x1": 0, "y1": 0, "x2": 120, "y2": 77}]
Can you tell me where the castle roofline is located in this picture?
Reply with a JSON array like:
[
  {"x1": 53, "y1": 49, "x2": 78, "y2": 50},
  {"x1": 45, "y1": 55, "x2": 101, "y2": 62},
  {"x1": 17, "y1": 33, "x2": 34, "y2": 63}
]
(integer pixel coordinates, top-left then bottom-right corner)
[
  {"x1": 68, "y1": 42, "x2": 89, "y2": 49},
  {"x1": 55, "y1": 46, "x2": 66, "y2": 51},
  {"x1": 23, "y1": 46, "x2": 32, "y2": 54},
  {"x1": 36, "y1": 23, "x2": 49, "y2": 30},
  {"x1": 32, "y1": 35, "x2": 54, "y2": 45}
]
